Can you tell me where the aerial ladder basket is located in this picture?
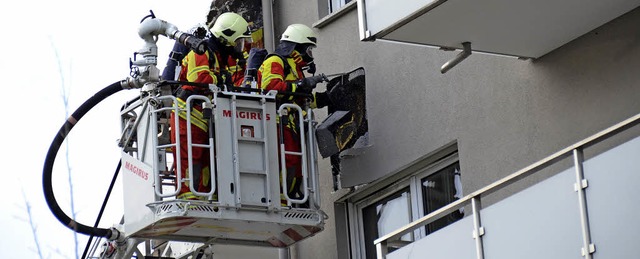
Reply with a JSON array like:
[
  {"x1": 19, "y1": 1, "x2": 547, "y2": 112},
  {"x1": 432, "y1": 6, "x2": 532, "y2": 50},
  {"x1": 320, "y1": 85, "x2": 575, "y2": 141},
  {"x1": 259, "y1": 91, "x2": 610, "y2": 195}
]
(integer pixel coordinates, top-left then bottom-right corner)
[
  {"x1": 42, "y1": 13, "x2": 329, "y2": 259},
  {"x1": 118, "y1": 88, "x2": 326, "y2": 248}
]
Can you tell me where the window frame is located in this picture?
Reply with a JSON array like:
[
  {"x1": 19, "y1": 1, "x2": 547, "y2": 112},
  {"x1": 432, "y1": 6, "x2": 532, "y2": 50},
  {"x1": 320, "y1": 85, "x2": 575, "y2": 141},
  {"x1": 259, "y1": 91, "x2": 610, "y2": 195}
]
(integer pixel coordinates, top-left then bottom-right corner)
[
  {"x1": 353, "y1": 178, "x2": 413, "y2": 259},
  {"x1": 329, "y1": 0, "x2": 352, "y2": 14},
  {"x1": 417, "y1": 160, "x2": 463, "y2": 235},
  {"x1": 347, "y1": 153, "x2": 460, "y2": 259},
  {"x1": 314, "y1": 0, "x2": 357, "y2": 29}
]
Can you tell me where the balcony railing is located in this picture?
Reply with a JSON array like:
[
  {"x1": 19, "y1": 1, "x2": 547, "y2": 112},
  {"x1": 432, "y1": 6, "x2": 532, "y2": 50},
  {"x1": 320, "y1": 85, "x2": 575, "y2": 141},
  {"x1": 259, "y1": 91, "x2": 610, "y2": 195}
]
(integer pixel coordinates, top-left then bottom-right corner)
[{"x1": 375, "y1": 112, "x2": 640, "y2": 259}]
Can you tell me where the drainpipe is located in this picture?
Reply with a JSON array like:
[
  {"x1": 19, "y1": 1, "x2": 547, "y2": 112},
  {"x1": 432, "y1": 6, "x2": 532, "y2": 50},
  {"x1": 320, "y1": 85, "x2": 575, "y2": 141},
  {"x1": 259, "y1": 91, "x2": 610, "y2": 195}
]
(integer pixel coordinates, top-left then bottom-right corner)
[
  {"x1": 262, "y1": 0, "x2": 276, "y2": 52},
  {"x1": 441, "y1": 42, "x2": 471, "y2": 74},
  {"x1": 279, "y1": 247, "x2": 290, "y2": 259}
]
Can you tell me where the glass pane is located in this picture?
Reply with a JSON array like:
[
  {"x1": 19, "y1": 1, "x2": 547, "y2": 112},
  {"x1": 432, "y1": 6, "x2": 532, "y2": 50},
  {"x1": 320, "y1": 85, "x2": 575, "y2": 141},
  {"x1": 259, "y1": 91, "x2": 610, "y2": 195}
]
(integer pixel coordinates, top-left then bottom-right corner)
[
  {"x1": 362, "y1": 187, "x2": 412, "y2": 259},
  {"x1": 330, "y1": 0, "x2": 341, "y2": 12},
  {"x1": 388, "y1": 216, "x2": 476, "y2": 259},
  {"x1": 421, "y1": 162, "x2": 464, "y2": 234},
  {"x1": 481, "y1": 165, "x2": 582, "y2": 259},
  {"x1": 584, "y1": 136, "x2": 640, "y2": 258},
  {"x1": 330, "y1": 0, "x2": 351, "y2": 13}
]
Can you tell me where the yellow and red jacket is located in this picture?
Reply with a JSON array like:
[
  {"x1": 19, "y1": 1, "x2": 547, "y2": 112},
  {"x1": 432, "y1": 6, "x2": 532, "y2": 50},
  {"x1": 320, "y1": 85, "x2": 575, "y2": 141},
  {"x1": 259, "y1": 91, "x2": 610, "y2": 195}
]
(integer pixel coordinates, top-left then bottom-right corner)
[
  {"x1": 176, "y1": 48, "x2": 249, "y2": 131},
  {"x1": 179, "y1": 50, "x2": 220, "y2": 87},
  {"x1": 258, "y1": 50, "x2": 321, "y2": 131},
  {"x1": 228, "y1": 51, "x2": 249, "y2": 86},
  {"x1": 258, "y1": 50, "x2": 321, "y2": 106},
  {"x1": 174, "y1": 50, "x2": 221, "y2": 131},
  {"x1": 179, "y1": 49, "x2": 246, "y2": 88},
  {"x1": 258, "y1": 50, "x2": 303, "y2": 93}
]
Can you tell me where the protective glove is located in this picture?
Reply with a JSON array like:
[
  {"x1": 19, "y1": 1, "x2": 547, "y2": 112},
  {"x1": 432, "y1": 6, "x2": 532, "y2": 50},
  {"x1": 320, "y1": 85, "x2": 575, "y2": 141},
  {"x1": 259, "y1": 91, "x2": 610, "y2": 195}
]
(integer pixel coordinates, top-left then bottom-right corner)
[
  {"x1": 296, "y1": 74, "x2": 328, "y2": 93},
  {"x1": 304, "y1": 61, "x2": 317, "y2": 74}
]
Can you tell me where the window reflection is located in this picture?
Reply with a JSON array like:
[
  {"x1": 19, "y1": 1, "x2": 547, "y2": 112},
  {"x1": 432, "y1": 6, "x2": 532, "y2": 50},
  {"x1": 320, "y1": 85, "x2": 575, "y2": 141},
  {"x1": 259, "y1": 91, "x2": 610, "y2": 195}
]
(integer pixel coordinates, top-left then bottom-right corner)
[
  {"x1": 329, "y1": 0, "x2": 352, "y2": 13},
  {"x1": 362, "y1": 187, "x2": 411, "y2": 259},
  {"x1": 354, "y1": 157, "x2": 463, "y2": 259},
  {"x1": 421, "y1": 162, "x2": 464, "y2": 234}
]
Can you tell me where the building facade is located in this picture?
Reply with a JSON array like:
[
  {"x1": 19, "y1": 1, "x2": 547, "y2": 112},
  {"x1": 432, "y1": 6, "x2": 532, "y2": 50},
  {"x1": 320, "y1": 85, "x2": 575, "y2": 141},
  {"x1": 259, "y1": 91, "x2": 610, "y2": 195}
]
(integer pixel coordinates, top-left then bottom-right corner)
[{"x1": 260, "y1": 1, "x2": 640, "y2": 258}]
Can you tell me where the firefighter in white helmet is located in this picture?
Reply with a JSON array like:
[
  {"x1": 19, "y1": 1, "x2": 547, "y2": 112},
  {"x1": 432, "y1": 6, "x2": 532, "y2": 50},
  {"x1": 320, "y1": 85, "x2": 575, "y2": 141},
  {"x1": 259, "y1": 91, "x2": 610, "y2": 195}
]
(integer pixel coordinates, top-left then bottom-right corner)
[
  {"x1": 170, "y1": 12, "x2": 252, "y2": 200},
  {"x1": 258, "y1": 23, "x2": 331, "y2": 205}
]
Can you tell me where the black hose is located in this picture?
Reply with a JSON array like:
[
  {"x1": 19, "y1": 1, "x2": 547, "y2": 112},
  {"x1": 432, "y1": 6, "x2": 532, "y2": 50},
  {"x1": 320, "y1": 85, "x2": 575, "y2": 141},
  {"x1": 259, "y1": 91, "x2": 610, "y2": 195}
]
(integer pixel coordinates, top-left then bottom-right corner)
[
  {"x1": 81, "y1": 161, "x2": 122, "y2": 259},
  {"x1": 43, "y1": 81, "x2": 125, "y2": 238}
]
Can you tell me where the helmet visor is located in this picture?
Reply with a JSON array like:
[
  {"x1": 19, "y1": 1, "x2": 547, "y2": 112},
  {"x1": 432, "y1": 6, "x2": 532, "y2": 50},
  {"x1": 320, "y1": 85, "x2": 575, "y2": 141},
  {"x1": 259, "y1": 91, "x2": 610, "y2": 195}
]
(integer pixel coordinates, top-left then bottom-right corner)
[
  {"x1": 234, "y1": 38, "x2": 246, "y2": 52},
  {"x1": 305, "y1": 46, "x2": 315, "y2": 59}
]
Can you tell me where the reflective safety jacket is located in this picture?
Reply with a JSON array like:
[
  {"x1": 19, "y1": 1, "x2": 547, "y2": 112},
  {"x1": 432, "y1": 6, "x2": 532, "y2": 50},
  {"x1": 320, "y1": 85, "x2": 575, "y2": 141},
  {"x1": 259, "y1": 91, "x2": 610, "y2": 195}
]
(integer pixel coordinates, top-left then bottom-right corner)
[
  {"x1": 258, "y1": 50, "x2": 304, "y2": 95},
  {"x1": 178, "y1": 48, "x2": 243, "y2": 88},
  {"x1": 258, "y1": 50, "x2": 320, "y2": 131},
  {"x1": 258, "y1": 50, "x2": 322, "y2": 105},
  {"x1": 179, "y1": 49, "x2": 220, "y2": 87},
  {"x1": 174, "y1": 49, "x2": 221, "y2": 131},
  {"x1": 174, "y1": 97, "x2": 209, "y2": 131}
]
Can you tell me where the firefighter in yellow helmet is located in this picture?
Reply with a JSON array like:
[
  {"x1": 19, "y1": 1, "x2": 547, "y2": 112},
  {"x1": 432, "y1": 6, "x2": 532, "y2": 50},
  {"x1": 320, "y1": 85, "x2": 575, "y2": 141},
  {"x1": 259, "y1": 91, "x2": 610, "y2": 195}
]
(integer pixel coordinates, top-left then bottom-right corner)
[
  {"x1": 207, "y1": 12, "x2": 253, "y2": 87},
  {"x1": 258, "y1": 24, "x2": 331, "y2": 205},
  {"x1": 170, "y1": 12, "x2": 252, "y2": 200}
]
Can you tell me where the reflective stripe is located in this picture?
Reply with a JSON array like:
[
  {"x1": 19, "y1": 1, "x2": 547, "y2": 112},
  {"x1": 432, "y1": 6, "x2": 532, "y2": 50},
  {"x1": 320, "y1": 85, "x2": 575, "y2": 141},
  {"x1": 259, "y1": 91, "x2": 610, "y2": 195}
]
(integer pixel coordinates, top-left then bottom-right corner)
[
  {"x1": 260, "y1": 57, "x2": 286, "y2": 89},
  {"x1": 288, "y1": 177, "x2": 298, "y2": 194},
  {"x1": 286, "y1": 113, "x2": 297, "y2": 133},
  {"x1": 177, "y1": 192, "x2": 217, "y2": 201},
  {"x1": 175, "y1": 98, "x2": 208, "y2": 131},
  {"x1": 201, "y1": 166, "x2": 210, "y2": 187},
  {"x1": 228, "y1": 64, "x2": 241, "y2": 73},
  {"x1": 259, "y1": 53, "x2": 303, "y2": 103},
  {"x1": 177, "y1": 192, "x2": 201, "y2": 200},
  {"x1": 187, "y1": 66, "x2": 212, "y2": 81},
  {"x1": 182, "y1": 50, "x2": 219, "y2": 85}
]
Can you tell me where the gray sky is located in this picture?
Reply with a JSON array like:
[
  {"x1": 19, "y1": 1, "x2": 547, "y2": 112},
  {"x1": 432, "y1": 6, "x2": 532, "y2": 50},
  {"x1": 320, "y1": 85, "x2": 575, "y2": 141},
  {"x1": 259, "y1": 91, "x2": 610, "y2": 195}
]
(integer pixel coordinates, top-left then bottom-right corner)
[{"x1": 0, "y1": 1, "x2": 211, "y2": 258}]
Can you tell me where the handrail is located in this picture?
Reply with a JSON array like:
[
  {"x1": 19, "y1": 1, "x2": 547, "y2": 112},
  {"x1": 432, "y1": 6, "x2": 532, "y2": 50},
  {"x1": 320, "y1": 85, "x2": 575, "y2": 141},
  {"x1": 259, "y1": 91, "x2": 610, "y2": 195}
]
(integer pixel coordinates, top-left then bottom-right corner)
[
  {"x1": 156, "y1": 90, "x2": 278, "y2": 200},
  {"x1": 229, "y1": 94, "x2": 244, "y2": 205},
  {"x1": 374, "y1": 111, "x2": 640, "y2": 255},
  {"x1": 306, "y1": 105, "x2": 322, "y2": 209},
  {"x1": 152, "y1": 95, "x2": 182, "y2": 198},
  {"x1": 278, "y1": 103, "x2": 310, "y2": 205},
  {"x1": 260, "y1": 96, "x2": 273, "y2": 208},
  {"x1": 185, "y1": 95, "x2": 216, "y2": 197}
]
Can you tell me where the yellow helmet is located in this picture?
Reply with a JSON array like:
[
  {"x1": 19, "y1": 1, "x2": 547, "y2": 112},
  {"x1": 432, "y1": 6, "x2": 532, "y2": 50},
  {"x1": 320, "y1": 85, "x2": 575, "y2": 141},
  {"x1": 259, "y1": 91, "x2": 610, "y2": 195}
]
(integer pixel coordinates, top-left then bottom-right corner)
[
  {"x1": 280, "y1": 24, "x2": 317, "y2": 47},
  {"x1": 208, "y1": 12, "x2": 251, "y2": 46}
]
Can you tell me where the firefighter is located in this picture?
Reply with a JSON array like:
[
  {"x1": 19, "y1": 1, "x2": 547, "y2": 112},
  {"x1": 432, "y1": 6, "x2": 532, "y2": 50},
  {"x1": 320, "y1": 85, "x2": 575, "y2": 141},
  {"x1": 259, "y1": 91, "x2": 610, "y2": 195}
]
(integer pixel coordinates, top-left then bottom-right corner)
[
  {"x1": 226, "y1": 48, "x2": 249, "y2": 86},
  {"x1": 206, "y1": 14, "x2": 252, "y2": 88},
  {"x1": 170, "y1": 12, "x2": 252, "y2": 200},
  {"x1": 258, "y1": 24, "x2": 331, "y2": 205}
]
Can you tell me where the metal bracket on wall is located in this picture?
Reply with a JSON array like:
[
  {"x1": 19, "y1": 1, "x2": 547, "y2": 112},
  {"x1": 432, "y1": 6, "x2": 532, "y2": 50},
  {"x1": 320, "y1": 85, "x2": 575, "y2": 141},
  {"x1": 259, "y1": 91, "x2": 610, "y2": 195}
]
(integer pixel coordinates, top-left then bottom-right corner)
[
  {"x1": 574, "y1": 179, "x2": 589, "y2": 191},
  {"x1": 581, "y1": 244, "x2": 596, "y2": 256},
  {"x1": 441, "y1": 42, "x2": 472, "y2": 74}
]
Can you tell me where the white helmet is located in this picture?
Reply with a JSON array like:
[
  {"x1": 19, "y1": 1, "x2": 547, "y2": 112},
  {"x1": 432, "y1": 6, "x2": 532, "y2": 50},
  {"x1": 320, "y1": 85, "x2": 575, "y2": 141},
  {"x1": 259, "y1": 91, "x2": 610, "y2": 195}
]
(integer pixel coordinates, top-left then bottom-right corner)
[
  {"x1": 208, "y1": 12, "x2": 252, "y2": 46},
  {"x1": 280, "y1": 24, "x2": 317, "y2": 47}
]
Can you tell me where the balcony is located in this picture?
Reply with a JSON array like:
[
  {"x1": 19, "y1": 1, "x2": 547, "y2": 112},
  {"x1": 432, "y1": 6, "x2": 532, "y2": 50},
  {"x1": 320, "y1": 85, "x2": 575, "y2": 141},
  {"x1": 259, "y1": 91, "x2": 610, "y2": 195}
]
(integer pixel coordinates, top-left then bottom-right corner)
[
  {"x1": 357, "y1": 0, "x2": 640, "y2": 73},
  {"x1": 375, "y1": 113, "x2": 640, "y2": 258},
  {"x1": 358, "y1": 0, "x2": 640, "y2": 59}
]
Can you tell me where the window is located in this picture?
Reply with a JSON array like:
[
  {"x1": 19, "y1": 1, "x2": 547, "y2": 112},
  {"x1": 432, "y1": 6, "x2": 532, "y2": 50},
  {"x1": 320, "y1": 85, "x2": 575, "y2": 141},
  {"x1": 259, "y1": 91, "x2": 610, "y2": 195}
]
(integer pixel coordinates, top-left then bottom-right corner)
[
  {"x1": 361, "y1": 187, "x2": 412, "y2": 257},
  {"x1": 349, "y1": 155, "x2": 463, "y2": 259},
  {"x1": 315, "y1": 0, "x2": 356, "y2": 28},
  {"x1": 421, "y1": 162, "x2": 464, "y2": 234},
  {"x1": 329, "y1": 0, "x2": 353, "y2": 13}
]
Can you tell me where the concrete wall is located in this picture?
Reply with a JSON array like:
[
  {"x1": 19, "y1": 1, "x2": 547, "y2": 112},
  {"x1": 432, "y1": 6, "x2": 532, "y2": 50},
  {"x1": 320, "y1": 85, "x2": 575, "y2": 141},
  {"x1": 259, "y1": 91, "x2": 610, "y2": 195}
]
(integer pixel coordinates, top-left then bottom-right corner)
[{"x1": 272, "y1": 1, "x2": 640, "y2": 258}]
